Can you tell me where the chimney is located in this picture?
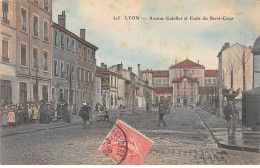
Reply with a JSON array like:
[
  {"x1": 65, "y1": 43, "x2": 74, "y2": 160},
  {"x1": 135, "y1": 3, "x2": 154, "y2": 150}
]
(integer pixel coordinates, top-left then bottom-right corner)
[
  {"x1": 104, "y1": 64, "x2": 107, "y2": 69},
  {"x1": 117, "y1": 63, "x2": 123, "y2": 72},
  {"x1": 224, "y1": 42, "x2": 230, "y2": 49},
  {"x1": 101, "y1": 63, "x2": 105, "y2": 69},
  {"x1": 58, "y1": 11, "x2": 66, "y2": 28},
  {"x1": 197, "y1": 60, "x2": 199, "y2": 64},
  {"x1": 80, "y1": 29, "x2": 86, "y2": 40},
  {"x1": 128, "y1": 67, "x2": 132, "y2": 72}
]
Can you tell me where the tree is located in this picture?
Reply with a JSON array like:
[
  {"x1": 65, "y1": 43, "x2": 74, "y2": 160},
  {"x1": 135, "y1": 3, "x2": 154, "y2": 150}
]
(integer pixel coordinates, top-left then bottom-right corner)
[
  {"x1": 232, "y1": 44, "x2": 252, "y2": 91},
  {"x1": 223, "y1": 49, "x2": 240, "y2": 89}
]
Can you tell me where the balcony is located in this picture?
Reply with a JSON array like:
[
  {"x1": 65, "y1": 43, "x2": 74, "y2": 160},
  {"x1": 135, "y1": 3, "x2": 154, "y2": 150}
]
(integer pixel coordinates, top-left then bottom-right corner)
[
  {"x1": 21, "y1": 25, "x2": 27, "y2": 32},
  {"x1": 2, "y1": 57, "x2": 10, "y2": 63},
  {"x1": 2, "y1": 17, "x2": 10, "y2": 25}
]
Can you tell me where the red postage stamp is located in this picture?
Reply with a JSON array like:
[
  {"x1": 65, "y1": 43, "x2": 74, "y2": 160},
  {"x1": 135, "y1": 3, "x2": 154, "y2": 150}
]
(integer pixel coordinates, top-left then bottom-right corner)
[{"x1": 99, "y1": 119, "x2": 154, "y2": 165}]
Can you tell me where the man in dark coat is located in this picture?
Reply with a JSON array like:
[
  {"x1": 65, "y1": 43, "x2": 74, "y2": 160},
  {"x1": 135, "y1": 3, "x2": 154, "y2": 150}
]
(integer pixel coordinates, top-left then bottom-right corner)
[
  {"x1": 157, "y1": 103, "x2": 167, "y2": 127},
  {"x1": 146, "y1": 103, "x2": 150, "y2": 114},
  {"x1": 224, "y1": 99, "x2": 238, "y2": 136},
  {"x1": 39, "y1": 100, "x2": 48, "y2": 124},
  {"x1": 79, "y1": 102, "x2": 91, "y2": 129}
]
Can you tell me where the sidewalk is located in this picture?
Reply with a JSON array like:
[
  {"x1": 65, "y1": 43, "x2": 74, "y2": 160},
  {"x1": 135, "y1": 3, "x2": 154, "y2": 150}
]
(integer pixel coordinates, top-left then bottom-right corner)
[
  {"x1": 1, "y1": 115, "x2": 83, "y2": 137},
  {"x1": 196, "y1": 108, "x2": 260, "y2": 153},
  {"x1": 0, "y1": 107, "x2": 149, "y2": 138}
]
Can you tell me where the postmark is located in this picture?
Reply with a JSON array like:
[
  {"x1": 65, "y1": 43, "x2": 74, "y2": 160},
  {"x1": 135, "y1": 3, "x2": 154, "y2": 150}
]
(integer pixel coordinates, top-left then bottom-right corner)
[{"x1": 99, "y1": 120, "x2": 154, "y2": 165}]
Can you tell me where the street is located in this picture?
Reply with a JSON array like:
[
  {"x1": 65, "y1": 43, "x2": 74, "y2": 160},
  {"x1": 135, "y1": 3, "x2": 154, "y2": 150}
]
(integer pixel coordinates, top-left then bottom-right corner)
[{"x1": 1, "y1": 107, "x2": 259, "y2": 165}]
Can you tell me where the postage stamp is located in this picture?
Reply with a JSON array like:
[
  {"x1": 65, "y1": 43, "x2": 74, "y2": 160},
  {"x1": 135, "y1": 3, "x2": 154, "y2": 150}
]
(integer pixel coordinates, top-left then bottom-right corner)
[{"x1": 99, "y1": 119, "x2": 154, "y2": 165}]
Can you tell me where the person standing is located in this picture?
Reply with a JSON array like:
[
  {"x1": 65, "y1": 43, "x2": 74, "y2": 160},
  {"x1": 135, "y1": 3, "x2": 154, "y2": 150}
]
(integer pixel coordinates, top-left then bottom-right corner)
[
  {"x1": 224, "y1": 99, "x2": 239, "y2": 136},
  {"x1": 32, "y1": 104, "x2": 39, "y2": 124},
  {"x1": 79, "y1": 102, "x2": 91, "y2": 129},
  {"x1": 157, "y1": 103, "x2": 167, "y2": 127},
  {"x1": 146, "y1": 103, "x2": 150, "y2": 114},
  {"x1": 1, "y1": 105, "x2": 8, "y2": 128}
]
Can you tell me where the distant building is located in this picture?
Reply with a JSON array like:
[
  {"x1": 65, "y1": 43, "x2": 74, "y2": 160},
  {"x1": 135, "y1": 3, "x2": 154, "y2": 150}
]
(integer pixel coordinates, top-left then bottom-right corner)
[{"x1": 253, "y1": 36, "x2": 260, "y2": 88}]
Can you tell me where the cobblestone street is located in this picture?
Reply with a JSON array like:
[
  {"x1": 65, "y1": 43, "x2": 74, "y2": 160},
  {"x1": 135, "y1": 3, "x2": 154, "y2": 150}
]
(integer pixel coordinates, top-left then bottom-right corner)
[{"x1": 1, "y1": 107, "x2": 259, "y2": 165}]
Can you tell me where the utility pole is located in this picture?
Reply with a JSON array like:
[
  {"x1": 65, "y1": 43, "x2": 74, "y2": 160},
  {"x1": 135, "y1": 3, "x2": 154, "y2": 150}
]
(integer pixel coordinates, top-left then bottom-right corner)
[{"x1": 131, "y1": 72, "x2": 136, "y2": 113}]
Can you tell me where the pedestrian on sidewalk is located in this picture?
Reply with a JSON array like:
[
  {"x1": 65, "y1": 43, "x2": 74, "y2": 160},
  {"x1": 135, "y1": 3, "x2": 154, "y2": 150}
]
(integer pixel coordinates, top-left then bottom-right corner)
[
  {"x1": 32, "y1": 103, "x2": 38, "y2": 123},
  {"x1": 157, "y1": 103, "x2": 167, "y2": 127},
  {"x1": 146, "y1": 103, "x2": 150, "y2": 114},
  {"x1": 1, "y1": 105, "x2": 8, "y2": 128},
  {"x1": 79, "y1": 102, "x2": 91, "y2": 129},
  {"x1": 224, "y1": 99, "x2": 239, "y2": 136}
]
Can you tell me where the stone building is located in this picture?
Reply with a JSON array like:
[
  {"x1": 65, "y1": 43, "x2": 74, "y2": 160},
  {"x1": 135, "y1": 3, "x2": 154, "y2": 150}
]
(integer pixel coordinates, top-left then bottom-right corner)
[
  {"x1": 253, "y1": 36, "x2": 260, "y2": 88},
  {"x1": 0, "y1": 0, "x2": 16, "y2": 104},
  {"x1": 51, "y1": 11, "x2": 79, "y2": 108},
  {"x1": 96, "y1": 64, "x2": 119, "y2": 110},
  {"x1": 15, "y1": 0, "x2": 53, "y2": 103}
]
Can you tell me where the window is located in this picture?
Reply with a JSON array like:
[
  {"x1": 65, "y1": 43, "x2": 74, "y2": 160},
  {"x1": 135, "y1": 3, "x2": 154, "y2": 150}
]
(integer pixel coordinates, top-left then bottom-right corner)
[
  {"x1": 67, "y1": 37, "x2": 70, "y2": 51},
  {"x1": 184, "y1": 83, "x2": 186, "y2": 89},
  {"x1": 33, "y1": 15, "x2": 38, "y2": 37},
  {"x1": 159, "y1": 79, "x2": 161, "y2": 84},
  {"x1": 33, "y1": 84, "x2": 38, "y2": 101},
  {"x1": 43, "y1": 21, "x2": 48, "y2": 41},
  {"x1": 183, "y1": 91, "x2": 186, "y2": 96},
  {"x1": 78, "y1": 68, "x2": 81, "y2": 82},
  {"x1": 177, "y1": 91, "x2": 180, "y2": 97},
  {"x1": 85, "y1": 70, "x2": 89, "y2": 82},
  {"x1": 190, "y1": 98, "x2": 194, "y2": 104},
  {"x1": 19, "y1": 82, "x2": 27, "y2": 103},
  {"x1": 2, "y1": 2, "x2": 9, "y2": 25},
  {"x1": 81, "y1": 69, "x2": 84, "y2": 82},
  {"x1": 54, "y1": 30, "x2": 58, "y2": 46},
  {"x1": 192, "y1": 70, "x2": 195, "y2": 75},
  {"x1": 191, "y1": 83, "x2": 194, "y2": 88},
  {"x1": 44, "y1": 0, "x2": 49, "y2": 11},
  {"x1": 2, "y1": 40, "x2": 9, "y2": 63},
  {"x1": 53, "y1": 60, "x2": 58, "y2": 77},
  {"x1": 66, "y1": 63, "x2": 70, "y2": 79},
  {"x1": 21, "y1": 9, "x2": 27, "y2": 32},
  {"x1": 33, "y1": 47, "x2": 38, "y2": 69},
  {"x1": 208, "y1": 79, "x2": 211, "y2": 85},
  {"x1": 204, "y1": 79, "x2": 207, "y2": 85},
  {"x1": 179, "y1": 70, "x2": 182, "y2": 76},
  {"x1": 213, "y1": 79, "x2": 216, "y2": 84},
  {"x1": 83, "y1": 47, "x2": 86, "y2": 60},
  {"x1": 61, "y1": 33, "x2": 64, "y2": 50},
  {"x1": 60, "y1": 61, "x2": 64, "y2": 78},
  {"x1": 115, "y1": 96, "x2": 117, "y2": 106},
  {"x1": 111, "y1": 95, "x2": 113, "y2": 106},
  {"x1": 167, "y1": 79, "x2": 169, "y2": 84},
  {"x1": 177, "y1": 83, "x2": 180, "y2": 89},
  {"x1": 0, "y1": 80, "x2": 12, "y2": 105},
  {"x1": 64, "y1": 89, "x2": 68, "y2": 102},
  {"x1": 163, "y1": 79, "x2": 166, "y2": 84},
  {"x1": 59, "y1": 89, "x2": 63, "y2": 99},
  {"x1": 114, "y1": 75, "x2": 116, "y2": 87},
  {"x1": 71, "y1": 40, "x2": 75, "y2": 54},
  {"x1": 177, "y1": 98, "x2": 180, "y2": 103},
  {"x1": 43, "y1": 51, "x2": 48, "y2": 71},
  {"x1": 190, "y1": 90, "x2": 193, "y2": 96},
  {"x1": 78, "y1": 45, "x2": 81, "y2": 57},
  {"x1": 21, "y1": 43, "x2": 26, "y2": 66},
  {"x1": 71, "y1": 65, "x2": 75, "y2": 80},
  {"x1": 87, "y1": 48, "x2": 89, "y2": 61}
]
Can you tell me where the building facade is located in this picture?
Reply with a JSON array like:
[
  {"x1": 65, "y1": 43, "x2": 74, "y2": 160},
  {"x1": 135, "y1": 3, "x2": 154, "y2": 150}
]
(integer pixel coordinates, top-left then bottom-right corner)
[
  {"x1": 0, "y1": 0, "x2": 16, "y2": 104},
  {"x1": 51, "y1": 11, "x2": 78, "y2": 108},
  {"x1": 15, "y1": 0, "x2": 53, "y2": 103},
  {"x1": 253, "y1": 36, "x2": 260, "y2": 88}
]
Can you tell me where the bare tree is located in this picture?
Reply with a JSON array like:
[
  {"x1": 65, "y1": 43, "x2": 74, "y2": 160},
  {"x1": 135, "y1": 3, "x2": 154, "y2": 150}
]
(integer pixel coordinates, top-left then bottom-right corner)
[
  {"x1": 223, "y1": 49, "x2": 240, "y2": 89},
  {"x1": 232, "y1": 44, "x2": 252, "y2": 91}
]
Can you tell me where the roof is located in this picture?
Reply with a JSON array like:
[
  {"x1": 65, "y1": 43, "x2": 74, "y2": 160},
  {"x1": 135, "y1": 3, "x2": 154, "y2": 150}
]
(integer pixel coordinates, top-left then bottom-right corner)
[
  {"x1": 51, "y1": 22, "x2": 98, "y2": 50},
  {"x1": 152, "y1": 71, "x2": 169, "y2": 77},
  {"x1": 172, "y1": 76, "x2": 199, "y2": 83},
  {"x1": 205, "y1": 70, "x2": 218, "y2": 77},
  {"x1": 96, "y1": 66, "x2": 119, "y2": 76},
  {"x1": 154, "y1": 87, "x2": 172, "y2": 94},
  {"x1": 253, "y1": 36, "x2": 260, "y2": 54},
  {"x1": 198, "y1": 86, "x2": 218, "y2": 95},
  {"x1": 170, "y1": 59, "x2": 204, "y2": 69},
  {"x1": 142, "y1": 69, "x2": 153, "y2": 73}
]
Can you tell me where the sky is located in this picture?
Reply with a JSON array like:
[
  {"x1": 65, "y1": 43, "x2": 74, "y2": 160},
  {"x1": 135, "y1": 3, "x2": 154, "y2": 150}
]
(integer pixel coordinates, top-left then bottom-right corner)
[{"x1": 52, "y1": 0, "x2": 260, "y2": 74}]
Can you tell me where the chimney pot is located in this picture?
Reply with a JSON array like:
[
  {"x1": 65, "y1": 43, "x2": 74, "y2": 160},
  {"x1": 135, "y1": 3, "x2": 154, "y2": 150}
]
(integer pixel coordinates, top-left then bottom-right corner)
[
  {"x1": 58, "y1": 11, "x2": 66, "y2": 28},
  {"x1": 80, "y1": 29, "x2": 86, "y2": 40},
  {"x1": 128, "y1": 67, "x2": 132, "y2": 72}
]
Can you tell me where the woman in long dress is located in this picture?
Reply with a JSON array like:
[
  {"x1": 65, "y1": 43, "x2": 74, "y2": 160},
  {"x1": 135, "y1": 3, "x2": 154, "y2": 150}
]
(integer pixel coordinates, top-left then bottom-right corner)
[{"x1": 1, "y1": 105, "x2": 8, "y2": 128}]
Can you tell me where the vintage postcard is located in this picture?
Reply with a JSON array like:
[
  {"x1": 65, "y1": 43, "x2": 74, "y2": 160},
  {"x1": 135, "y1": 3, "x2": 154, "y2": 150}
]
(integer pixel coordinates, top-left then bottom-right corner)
[{"x1": 0, "y1": 0, "x2": 260, "y2": 165}]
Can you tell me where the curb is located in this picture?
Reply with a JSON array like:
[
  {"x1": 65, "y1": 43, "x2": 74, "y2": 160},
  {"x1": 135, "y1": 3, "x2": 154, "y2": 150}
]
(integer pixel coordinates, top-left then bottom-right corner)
[
  {"x1": 1, "y1": 121, "x2": 83, "y2": 138},
  {"x1": 195, "y1": 109, "x2": 260, "y2": 153}
]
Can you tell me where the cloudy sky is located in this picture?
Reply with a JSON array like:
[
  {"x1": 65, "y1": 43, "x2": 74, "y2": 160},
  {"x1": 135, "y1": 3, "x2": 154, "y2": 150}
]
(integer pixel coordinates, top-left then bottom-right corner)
[{"x1": 52, "y1": 0, "x2": 260, "y2": 73}]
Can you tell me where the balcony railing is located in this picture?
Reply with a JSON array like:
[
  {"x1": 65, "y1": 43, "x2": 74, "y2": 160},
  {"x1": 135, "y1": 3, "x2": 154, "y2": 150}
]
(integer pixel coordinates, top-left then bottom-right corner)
[
  {"x1": 2, "y1": 17, "x2": 10, "y2": 25},
  {"x1": 21, "y1": 25, "x2": 27, "y2": 32},
  {"x1": 2, "y1": 57, "x2": 10, "y2": 63}
]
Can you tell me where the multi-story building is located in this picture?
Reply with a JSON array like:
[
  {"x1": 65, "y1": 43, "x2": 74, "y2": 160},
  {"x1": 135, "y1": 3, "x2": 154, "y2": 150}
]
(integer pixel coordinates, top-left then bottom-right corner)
[
  {"x1": 15, "y1": 0, "x2": 53, "y2": 103},
  {"x1": 96, "y1": 63, "x2": 119, "y2": 110},
  {"x1": 51, "y1": 11, "x2": 79, "y2": 108},
  {"x1": 141, "y1": 59, "x2": 217, "y2": 106},
  {"x1": 253, "y1": 36, "x2": 260, "y2": 88},
  {"x1": 0, "y1": 0, "x2": 16, "y2": 104}
]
